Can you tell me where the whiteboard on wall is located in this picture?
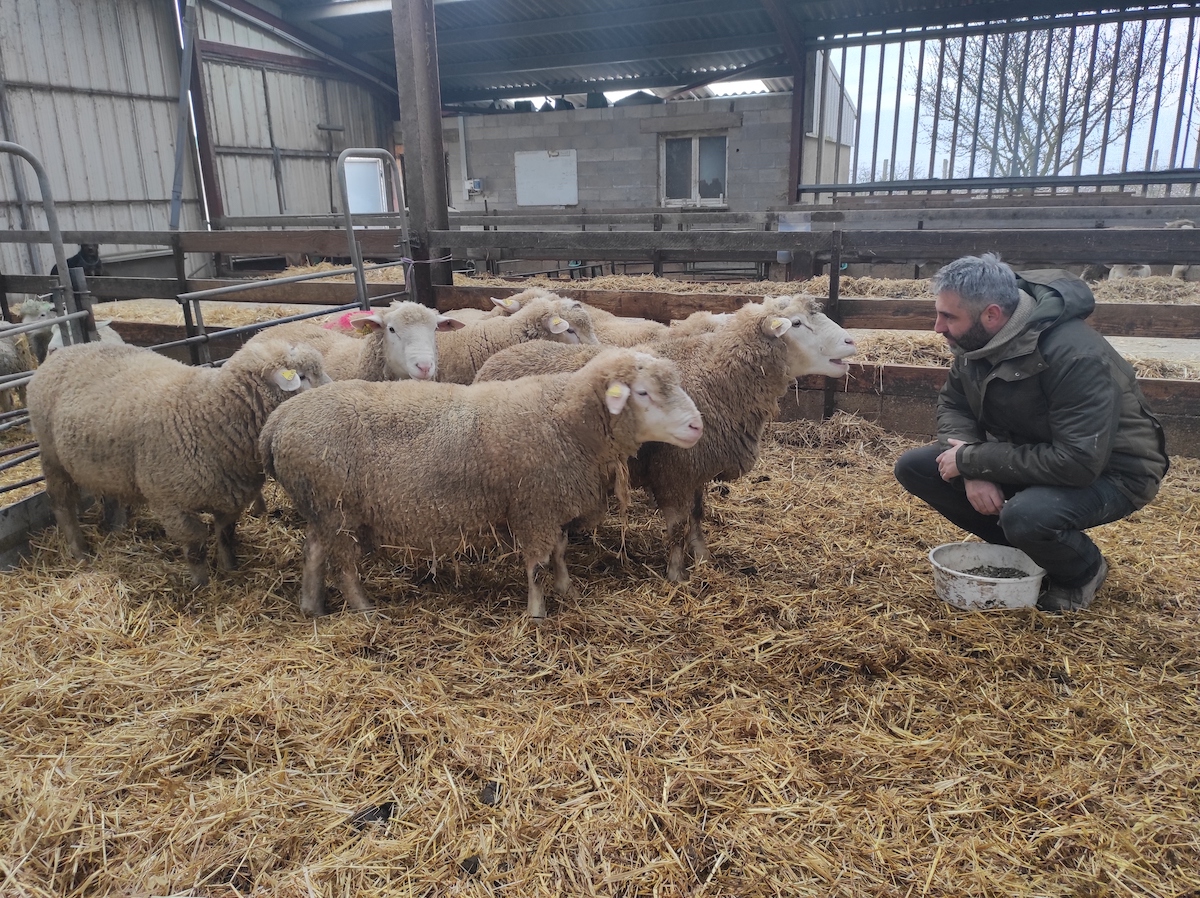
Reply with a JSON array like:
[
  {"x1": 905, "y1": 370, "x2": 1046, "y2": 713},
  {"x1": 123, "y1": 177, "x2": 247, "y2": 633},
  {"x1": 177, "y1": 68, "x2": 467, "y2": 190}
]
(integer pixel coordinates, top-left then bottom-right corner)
[{"x1": 515, "y1": 150, "x2": 578, "y2": 206}]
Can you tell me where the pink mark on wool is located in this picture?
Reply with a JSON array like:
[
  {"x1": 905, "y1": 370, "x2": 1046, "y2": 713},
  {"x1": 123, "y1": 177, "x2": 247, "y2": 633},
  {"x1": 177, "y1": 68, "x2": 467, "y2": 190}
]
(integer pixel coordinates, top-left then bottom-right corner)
[{"x1": 324, "y1": 309, "x2": 373, "y2": 332}]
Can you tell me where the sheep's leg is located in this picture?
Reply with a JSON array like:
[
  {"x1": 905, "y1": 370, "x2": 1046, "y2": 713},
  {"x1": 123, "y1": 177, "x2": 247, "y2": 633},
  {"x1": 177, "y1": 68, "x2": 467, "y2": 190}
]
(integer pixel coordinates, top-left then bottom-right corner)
[
  {"x1": 551, "y1": 529, "x2": 579, "y2": 600},
  {"x1": 248, "y1": 490, "x2": 268, "y2": 516},
  {"x1": 324, "y1": 528, "x2": 374, "y2": 614},
  {"x1": 43, "y1": 464, "x2": 89, "y2": 560},
  {"x1": 159, "y1": 508, "x2": 212, "y2": 587},
  {"x1": 299, "y1": 525, "x2": 331, "y2": 616},
  {"x1": 213, "y1": 510, "x2": 241, "y2": 572},
  {"x1": 524, "y1": 552, "x2": 549, "y2": 620},
  {"x1": 687, "y1": 489, "x2": 710, "y2": 565},
  {"x1": 663, "y1": 506, "x2": 691, "y2": 582},
  {"x1": 101, "y1": 498, "x2": 128, "y2": 533}
]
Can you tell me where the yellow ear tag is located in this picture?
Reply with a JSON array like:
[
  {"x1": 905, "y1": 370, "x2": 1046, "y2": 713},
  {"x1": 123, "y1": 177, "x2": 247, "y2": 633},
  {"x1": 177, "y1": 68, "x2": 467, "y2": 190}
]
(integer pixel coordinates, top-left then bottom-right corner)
[
  {"x1": 770, "y1": 318, "x2": 786, "y2": 329},
  {"x1": 501, "y1": 298, "x2": 518, "y2": 309},
  {"x1": 551, "y1": 316, "x2": 564, "y2": 326},
  {"x1": 606, "y1": 384, "x2": 624, "y2": 398},
  {"x1": 281, "y1": 369, "x2": 297, "y2": 381}
]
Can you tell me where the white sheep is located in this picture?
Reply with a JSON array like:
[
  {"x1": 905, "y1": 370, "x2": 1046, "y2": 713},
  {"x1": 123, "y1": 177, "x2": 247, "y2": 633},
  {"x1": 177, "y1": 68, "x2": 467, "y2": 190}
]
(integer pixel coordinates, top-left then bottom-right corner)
[
  {"x1": 27, "y1": 338, "x2": 330, "y2": 586},
  {"x1": 1168, "y1": 219, "x2": 1199, "y2": 282},
  {"x1": 477, "y1": 295, "x2": 858, "y2": 581},
  {"x1": 477, "y1": 286, "x2": 670, "y2": 346},
  {"x1": 668, "y1": 309, "x2": 735, "y2": 335},
  {"x1": 1, "y1": 322, "x2": 37, "y2": 412},
  {"x1": 1108, "y1": 264, "x2": 1152, "y2": 280},
  {"x1": 259, "y1": 348, "x2": 703, "y2": 618},
  {"x1": 46, "y1": 318, "x2": 126, "y2": 355},
  {"x1": 248, "y1": 301, "x2": 464, "y2": 381},
  {"x1": 434, "y1": 294, "x2": 598, "y2": 383},
  {"x1": 17, "y1": 298, "x2": 56, "y2": 363}
]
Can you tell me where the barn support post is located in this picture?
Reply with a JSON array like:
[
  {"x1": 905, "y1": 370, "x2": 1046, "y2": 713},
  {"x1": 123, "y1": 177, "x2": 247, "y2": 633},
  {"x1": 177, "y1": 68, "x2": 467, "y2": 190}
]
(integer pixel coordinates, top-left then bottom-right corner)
[
  {"x1": 761, "y1": 0, "x2": 807, "y2": 205},
  {"x1": 391, "y1": 0, "x2": 452, "y2": 307}
]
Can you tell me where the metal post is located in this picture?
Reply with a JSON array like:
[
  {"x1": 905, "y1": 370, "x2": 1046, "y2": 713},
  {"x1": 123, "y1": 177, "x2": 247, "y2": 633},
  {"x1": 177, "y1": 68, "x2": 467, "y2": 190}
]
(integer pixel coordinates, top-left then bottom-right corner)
[
  {"x1": 337, "y1": 147, "x2": 410, "y2": 311},
  {"x1": 169, "y1": 0, "x2": 197, "y2": 231}
]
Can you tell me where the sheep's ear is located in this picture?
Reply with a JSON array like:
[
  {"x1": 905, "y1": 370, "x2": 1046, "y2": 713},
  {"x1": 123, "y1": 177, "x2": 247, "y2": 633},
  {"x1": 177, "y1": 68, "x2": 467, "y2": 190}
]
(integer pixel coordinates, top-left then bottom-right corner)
[
  {"x1": 273, "y1": 368, "x2": 304, "y2": 392},
  {"x1": 492, "y1": 296, "x2": 521, "y2": 312},
  {"x1": 546, "y1": 315, "x2": 570, "y2": 335},
  {"x1": 605, "y1": 382, "x2": 631, "y2": 414},
  {"x1": 354, "y1": 313, "x2": 384, "y2": 333},
  {"x1": 762, "y1": 315, "x2": 792, "y2": 338},
  {"x1": 436, "y1": 315, "x2": 467, "y2": 331}
]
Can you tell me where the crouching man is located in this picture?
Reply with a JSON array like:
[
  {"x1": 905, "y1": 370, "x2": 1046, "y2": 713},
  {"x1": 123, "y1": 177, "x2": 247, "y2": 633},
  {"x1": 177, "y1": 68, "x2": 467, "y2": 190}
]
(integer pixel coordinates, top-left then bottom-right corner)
[{"x1": 894, "y1": 253, "x2": 1169, "y2": 612}]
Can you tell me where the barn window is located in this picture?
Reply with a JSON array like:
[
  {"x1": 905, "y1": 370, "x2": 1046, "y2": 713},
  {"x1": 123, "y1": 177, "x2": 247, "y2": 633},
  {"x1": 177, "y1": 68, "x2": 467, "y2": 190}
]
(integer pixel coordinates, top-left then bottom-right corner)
[{"x1": 661, "y1": 135, "x2": 727, "y2": 206}]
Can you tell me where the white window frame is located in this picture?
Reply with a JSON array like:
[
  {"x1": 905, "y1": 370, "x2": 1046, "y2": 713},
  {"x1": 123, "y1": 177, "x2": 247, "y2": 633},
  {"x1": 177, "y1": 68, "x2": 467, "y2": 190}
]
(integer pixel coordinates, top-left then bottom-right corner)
[{"x1": 659, "y1": 133, "x2": 728, "y2": 208}]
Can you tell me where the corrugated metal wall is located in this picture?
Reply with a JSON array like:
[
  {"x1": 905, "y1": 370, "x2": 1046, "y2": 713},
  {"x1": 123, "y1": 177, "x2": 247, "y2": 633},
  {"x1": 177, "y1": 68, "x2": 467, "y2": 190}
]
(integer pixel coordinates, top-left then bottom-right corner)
[
  {"x1": 0, "y1": 0, "x2": 203, "y2": 275},
  {"x1": 197, "y1": 2, "x2": 392, "y2": 221}
]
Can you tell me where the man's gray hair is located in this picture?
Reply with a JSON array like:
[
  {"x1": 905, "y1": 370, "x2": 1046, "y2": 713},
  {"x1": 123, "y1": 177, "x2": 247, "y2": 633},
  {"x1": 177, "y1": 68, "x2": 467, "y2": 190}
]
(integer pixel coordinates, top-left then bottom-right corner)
[{"x1": 930, "y1": 253, "x2": 1020, "y2": 315}]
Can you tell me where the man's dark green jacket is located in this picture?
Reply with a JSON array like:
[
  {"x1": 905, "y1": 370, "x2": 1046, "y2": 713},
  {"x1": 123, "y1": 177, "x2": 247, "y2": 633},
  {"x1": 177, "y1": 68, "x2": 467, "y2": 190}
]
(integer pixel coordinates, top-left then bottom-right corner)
[{"x1": 938, "y1": 269, "x2": 1169, "y2": 507}]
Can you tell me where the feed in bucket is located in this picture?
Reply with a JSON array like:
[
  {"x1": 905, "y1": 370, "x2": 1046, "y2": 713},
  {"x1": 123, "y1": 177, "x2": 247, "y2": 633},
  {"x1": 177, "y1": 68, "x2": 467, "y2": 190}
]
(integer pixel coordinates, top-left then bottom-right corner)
[{"x1": 928, "y1": 542, "x2": 1045, "y2": 611}]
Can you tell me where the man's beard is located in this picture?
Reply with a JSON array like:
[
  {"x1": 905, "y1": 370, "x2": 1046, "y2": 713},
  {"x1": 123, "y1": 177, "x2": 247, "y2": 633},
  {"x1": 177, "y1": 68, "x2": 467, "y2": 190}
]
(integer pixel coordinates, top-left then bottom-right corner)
[{"x1": 947, "y1": 317, "x2": 993, "y2": 352}]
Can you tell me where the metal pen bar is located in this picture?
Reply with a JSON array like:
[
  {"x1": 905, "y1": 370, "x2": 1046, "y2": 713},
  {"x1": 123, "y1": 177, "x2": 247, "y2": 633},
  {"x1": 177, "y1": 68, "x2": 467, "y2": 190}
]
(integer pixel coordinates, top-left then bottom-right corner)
[
  {"x1": 0, "y1": 449, "x2": 39, "y2": 472},
  {"x1": 988, "y1": 30, "x2": 1012, "y2": 183},
  {"x1": 908, "y1": 38, "x2": 925, "y2": 187},
  {"x1": 0, "y1": 417, "x2": 32, "y2": 436},
  {"x1": 833, "y1": 43, "x2": 848, "y2": 188},
  {"x1": 888, "y1": 39, "x2": 905, "y2": 185},
  {"x1": 1168, "y1": 15, "x2": 1196, "y2": 169},
  {"x1": 0, "y1": 308, "x2": 89, "y2": 340},
  {"x1": 1097, "y1": 22, "x2": 1125, "y2": 177},
  {"x1": 870, "y1": 43, "x2": 886, "y2": 183},
  {"x1": 1032, "y1": 28, "x2": 1054, "y2": 178},
  {"x1": 1008, "y1": 29, "x2": 1033, "y2": 177},
  {"x1": 967, "y1": 30, "x2": 989, "y2": 178},
  {"x1": 796, "y1": 169, "x2": 1200, "y2": 194},
  {"x1": 851, "y1": 41, "x2": 867, "y2": 185},
  {"x1": 1119, "y1": 18, "x2": 1149, "y2": 182},
  {"x1": 175, "y1": 259, "x2": 407, "y2": 302},
  {"x1": 0, "y1": 474, "x2": 45, "y2": 495},
  {"x1": 947, "y1": 35, "x2": 967, "y2": 179},
  {"x1": 147, "y1": 299, "x2": 387, "y2": 352},
  {"x1": 926, "y1": 37, "x2": 945, "y2": 180},
  {"x1": 1144, "y1": 17, "x2": 1172, "y2": 173},
  {"x1": 1053, "y1": 25, "x2": 1078, "y2": 181}
]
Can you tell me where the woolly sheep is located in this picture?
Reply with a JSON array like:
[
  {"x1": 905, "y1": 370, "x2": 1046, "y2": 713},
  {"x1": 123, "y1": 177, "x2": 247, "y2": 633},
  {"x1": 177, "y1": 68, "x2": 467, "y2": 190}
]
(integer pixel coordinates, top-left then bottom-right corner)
[
  {"x1": 1168, "y1": 218, "x2": 1199, "y2": 282},
  {"x1": 46, "y1": 318, "x2": 126, "y2": 355},
  {"x1": 1108, "y1": 264, "x2": 1152, "y2": 280},
  {"x1": 259, "y1": 348, "x2": 703, "y2": 618},
  {"x1": 248, "y1": 301, "x2": 465, "y2": 381},
  {"x1": 27, "y1": 339, "x2": 330, "y2": 586},
  {"x1": 18, "y1": 298, "x2": 56, "y2": 363},
  {"x1": 669, "y1": 309, "x2": 734, "y2": 335},
  {"x1": 1, "y1": 322, "x2": 36, "y2": 412},
  {"x1": 434, "y1": 294, "x2": 598, "y2": 383},
  {"x1": 480, "y1": 286, "x2": 670, "y2": 346},
  {"x1": 477, "y1": 296, "x2": 858, "y2": 581}
]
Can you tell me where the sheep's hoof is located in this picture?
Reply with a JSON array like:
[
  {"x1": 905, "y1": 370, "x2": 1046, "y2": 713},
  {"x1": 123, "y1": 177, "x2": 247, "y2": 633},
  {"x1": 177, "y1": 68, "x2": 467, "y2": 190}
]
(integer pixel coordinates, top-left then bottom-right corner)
[{"x1": 189, "y1": 570, "x2": 211, "y2": 589}]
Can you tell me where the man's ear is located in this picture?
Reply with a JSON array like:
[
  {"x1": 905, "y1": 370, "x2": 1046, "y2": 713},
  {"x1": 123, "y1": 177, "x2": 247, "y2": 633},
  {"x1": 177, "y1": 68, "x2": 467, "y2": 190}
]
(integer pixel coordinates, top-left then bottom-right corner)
[{"x1": 981, "y1": 303, "x2": 1008, "y2": 332}]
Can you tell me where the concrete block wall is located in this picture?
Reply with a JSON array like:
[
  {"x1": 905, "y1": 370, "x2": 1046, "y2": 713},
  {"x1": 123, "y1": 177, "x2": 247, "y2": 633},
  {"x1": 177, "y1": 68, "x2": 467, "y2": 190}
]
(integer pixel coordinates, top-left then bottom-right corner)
[{"x1": 445, "y1": 94, "x2": 846, "y2": 214}]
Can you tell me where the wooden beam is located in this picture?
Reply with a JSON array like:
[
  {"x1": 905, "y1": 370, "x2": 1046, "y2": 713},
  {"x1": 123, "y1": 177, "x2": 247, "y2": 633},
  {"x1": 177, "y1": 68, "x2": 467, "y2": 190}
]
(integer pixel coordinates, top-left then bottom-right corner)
[{"x1": 392, "y1": 0, "x2": 452, "y2": 301}]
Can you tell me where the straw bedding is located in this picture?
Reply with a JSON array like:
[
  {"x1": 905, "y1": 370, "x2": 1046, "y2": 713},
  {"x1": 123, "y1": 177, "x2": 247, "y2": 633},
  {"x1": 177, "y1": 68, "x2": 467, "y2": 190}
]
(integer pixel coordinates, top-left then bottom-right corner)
[{"x1": 2, "y1": 413, "x2": 1198, "y2": 897}]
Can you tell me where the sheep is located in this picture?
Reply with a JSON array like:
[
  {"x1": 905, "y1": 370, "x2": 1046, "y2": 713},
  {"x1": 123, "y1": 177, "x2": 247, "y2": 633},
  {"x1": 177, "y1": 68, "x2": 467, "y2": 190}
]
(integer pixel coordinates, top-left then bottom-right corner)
[
  {"x1": 26, "y1": 338, "x2": 330, "y2": 586},
  {"x1": 1, "y1": 323, "x2": 36, "y2": 412},
  {"x1": 669, "y1": 309, "x2": 734, "y2": 335},
  {"x1": 46, "y1": 318, "x2": 126, "y2": 355},
  {"x1": 477, "y1": 295, "x2": 858, "y2": 581},
  {"x1": 1168, "y1": 219, "x2": 1199, "y2": 282},
  {"x1": 259, "y1": 348, "x2": 703, "y2": 619},
  {"x1": 476, "y1": 286, "x2": 670, "y2": 346},
  {"x1": 18, "y1": 298, "x2": 56, "y2": 363},
  {"x1": 1108, "y1": 264, "x2": 1152, "y2": 280},
  {"x1": 434, "y1": 294, "x2": 598, "y2": 384},
  {"x1": 248, "y1": 301, "x2": 465, "y2": 381}
]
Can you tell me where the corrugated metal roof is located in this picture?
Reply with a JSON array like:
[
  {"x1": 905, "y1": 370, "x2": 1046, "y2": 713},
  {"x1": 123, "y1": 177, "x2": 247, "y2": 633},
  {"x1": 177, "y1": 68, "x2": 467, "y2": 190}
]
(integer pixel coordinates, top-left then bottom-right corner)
[{"x1": 257, "y1": 0, "x2": 1199, "y2": 104}]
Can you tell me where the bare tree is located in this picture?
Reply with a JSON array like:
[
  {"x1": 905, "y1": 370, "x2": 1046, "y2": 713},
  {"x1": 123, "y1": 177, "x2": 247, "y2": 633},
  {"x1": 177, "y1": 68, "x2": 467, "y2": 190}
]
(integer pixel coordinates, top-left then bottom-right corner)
[{"x1": 918, "y1": 21, "x2": 1186, "y2": 179}]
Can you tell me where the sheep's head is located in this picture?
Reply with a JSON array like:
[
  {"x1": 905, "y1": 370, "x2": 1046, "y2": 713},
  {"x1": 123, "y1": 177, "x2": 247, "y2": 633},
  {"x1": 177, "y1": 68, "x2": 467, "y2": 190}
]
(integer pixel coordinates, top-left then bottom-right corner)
[
  {"x1": 549, "y1": 298, "x2": 599, "y2": 345},
  {"x1": 596, "y1": 349, "x2": 703, "y2": 448},
  {"x1": 359, "y1": 301, "x2": 464, "y2": 380},
  {"x1": 19, "y1": 298, "x2": 54, "y2": 323},
  {"x1": 759, "y1": 295, "x2": 857, "y2": 378},
  {"x1": 233, "y1": 339, "x2": 330, "y2": 394}
]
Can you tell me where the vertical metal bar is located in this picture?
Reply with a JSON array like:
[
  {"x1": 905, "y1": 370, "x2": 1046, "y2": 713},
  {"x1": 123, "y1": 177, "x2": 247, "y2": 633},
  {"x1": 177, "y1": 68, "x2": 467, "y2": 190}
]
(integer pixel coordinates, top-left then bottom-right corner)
[
  {"x1": 261, "y1": 68, "x2": 287, "y2": 213},
  {"x1": 1052, "y1": 23, "x2": 1078, "y2": 183},
  {"x1": 1097, "y1": 22, "x2": 1126, "y2": 177},
  {"x1": 851, "y1": 41, "x2": 867, "y2": 184},
  {"x1": 1032, "y1": 27, "x2": 1054, "y2": 178},
  {"x1": 948, "y1": 35, "x2": 967, "y2": 181},
  {"x1": 968, "y1": 30, "x2": 990, "y2": 181},
  {"x1": 1169, "y1": 15, "x2": 1196, "y2": 171},
  {"x1": 1143, "y1": 17, "x2": 1171, "y2": 173},
  {"x1": 813, "y1": 50, "x2": 828, "y2": 193},
  {"x1": 987, "y1": 31, "x2": 1011, "y2": 181},
  {"x1": 927, "y1": 37, "x2": 946, "y2": 181},
  {"x1": 822, "y1": 230, "x2": 842, "y2": 420},
  {"x1": 0, "y1": 63, "x2": 40, "y2": 273},
  {"x1": 833, "y1": 43, "x2": 848, "y2": 188},
  {"x1": 870, "y1": 42, "x2": 886, "y2": 183},
  {"x1": 1073, "y1": 22, "x2": 1102, "y2": 188},
  {"x1": 908, "y1": 36, "x2": 926, "y2": 188},
  {"x1": 1118, "y1": 18, "x2": 1148, "y2": 179},
  {"x1": 888, "y1": 40, "x2": 906, "y2": 187},
  {"x1": 169, "y1": 0, "x2": 197, "y2": 231},
  {"x1": 1008, "y1": 29, "x2": 1033, "y2": 177},
  {"x1": 190, "y1": 297, "x2": 212, "y2": 366}
]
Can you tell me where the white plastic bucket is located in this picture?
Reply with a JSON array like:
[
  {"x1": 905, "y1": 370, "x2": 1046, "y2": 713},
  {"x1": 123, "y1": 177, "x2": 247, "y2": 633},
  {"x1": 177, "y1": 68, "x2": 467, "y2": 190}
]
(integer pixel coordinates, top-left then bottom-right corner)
[{"x1": 928, "y1": 542, "x2": 1045, "y2": 611}]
